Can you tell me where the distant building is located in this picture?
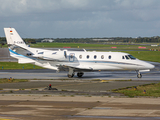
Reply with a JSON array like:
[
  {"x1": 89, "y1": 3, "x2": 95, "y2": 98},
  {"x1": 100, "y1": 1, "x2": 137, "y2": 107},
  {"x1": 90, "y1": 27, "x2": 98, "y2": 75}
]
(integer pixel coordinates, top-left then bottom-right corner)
[
  {"x1": 92, "y1": 38, "x2": 113, "y2": 41},
  {"x1": 41, "y1": 39, "x2": 54, "y2": 43}
]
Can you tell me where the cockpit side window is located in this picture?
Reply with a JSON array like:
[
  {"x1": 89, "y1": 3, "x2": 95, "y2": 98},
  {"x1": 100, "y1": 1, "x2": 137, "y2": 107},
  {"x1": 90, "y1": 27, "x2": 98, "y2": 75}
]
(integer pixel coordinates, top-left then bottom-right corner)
[
  {"x1": 122, "y1": 56, "x2": 125, "y2": 59},
  {"x1": 128, "y1": 55, "x2": 136, "y2": 60},
  {"x1": 125, "y1": 55, "x2": 129, "y2": 59}
]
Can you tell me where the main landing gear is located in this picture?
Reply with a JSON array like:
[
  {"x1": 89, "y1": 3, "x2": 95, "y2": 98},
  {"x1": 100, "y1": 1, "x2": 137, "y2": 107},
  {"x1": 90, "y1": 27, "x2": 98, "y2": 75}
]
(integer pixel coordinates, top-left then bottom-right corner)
[
  {"x1": 67, "y1": 68, "x2": 84, "y2": 78},
  {"x1": 77, "y1": 72, "x2": 84, "y2": 78},
  {"x1": 67, "y1": 68, "x2": 75, "y2": 78},
  {"x1": 67, "y1": 72, "x2": 84, "y2": 78},
  {"x1": 67, "y1": 73, "x2": 74, "y2": 78}
]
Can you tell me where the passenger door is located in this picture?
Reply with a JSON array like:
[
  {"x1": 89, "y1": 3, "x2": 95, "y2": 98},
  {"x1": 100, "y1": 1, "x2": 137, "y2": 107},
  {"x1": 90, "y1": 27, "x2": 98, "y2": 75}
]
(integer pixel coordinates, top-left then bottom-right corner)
[{"x1": 69, "y1": 53, "x2": 75, "y2": 62}]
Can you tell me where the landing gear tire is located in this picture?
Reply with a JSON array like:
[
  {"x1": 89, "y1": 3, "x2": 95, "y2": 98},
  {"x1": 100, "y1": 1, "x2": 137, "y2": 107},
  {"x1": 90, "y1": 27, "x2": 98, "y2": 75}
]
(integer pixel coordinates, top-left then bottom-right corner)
[
  {"x1": 77, "y1": 72, "x2": 84, "y2": 78},
  {"x1": 67, "y1": 74, "x2": 74, "y2": 78},
  {"x1": 137, "y1": 73, "x2": 142, "y2": 78}
]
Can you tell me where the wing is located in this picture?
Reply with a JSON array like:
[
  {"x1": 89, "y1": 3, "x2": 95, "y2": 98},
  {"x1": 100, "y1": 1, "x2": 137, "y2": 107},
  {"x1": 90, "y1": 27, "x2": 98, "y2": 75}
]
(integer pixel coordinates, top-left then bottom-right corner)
[
  {"x1": 56, "y1": 62, "x2": 122, "y2": 72},
  {"x1": 56, "y1": 63, "x2": 93, "y2": 71}
]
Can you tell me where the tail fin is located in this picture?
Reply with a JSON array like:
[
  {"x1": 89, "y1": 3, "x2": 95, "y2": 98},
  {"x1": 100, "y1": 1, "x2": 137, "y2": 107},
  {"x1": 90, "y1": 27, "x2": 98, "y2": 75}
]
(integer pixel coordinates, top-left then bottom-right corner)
[{"x1": 4, "y1": 28, "x2": 27, "y2": 49}]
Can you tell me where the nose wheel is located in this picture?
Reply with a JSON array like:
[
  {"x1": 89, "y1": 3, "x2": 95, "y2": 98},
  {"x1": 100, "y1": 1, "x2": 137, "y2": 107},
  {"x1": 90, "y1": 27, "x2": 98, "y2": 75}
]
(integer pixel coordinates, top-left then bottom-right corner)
[
  {"x1": 137, "y1": 73, "x2": 142, "y2": 78},
  {"x1": 136, "y1": 71, "x2": 142, "y2": 78}
]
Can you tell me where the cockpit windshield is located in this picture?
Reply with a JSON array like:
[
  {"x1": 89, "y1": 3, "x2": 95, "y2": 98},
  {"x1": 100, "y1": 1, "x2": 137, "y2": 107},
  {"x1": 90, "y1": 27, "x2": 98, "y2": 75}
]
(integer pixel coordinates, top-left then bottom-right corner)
[{"x1": 128, "y1": 55, "x2": 136, "y2": 60}]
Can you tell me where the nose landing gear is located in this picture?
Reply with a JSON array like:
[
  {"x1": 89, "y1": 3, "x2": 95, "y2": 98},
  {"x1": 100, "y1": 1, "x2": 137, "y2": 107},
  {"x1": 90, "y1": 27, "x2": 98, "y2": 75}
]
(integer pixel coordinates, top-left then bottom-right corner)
[
  {"x1": 137, "y1": 73, "x2": 142, "y2": 78},
  {"x1": 136, "y1": 71, "x2": 142, "y2": 78}
]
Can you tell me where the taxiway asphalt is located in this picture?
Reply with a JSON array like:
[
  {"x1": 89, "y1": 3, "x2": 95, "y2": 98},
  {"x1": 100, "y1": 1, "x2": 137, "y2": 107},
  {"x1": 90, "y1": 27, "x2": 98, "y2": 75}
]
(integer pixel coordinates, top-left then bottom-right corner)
[
  {"x1": 0, "y1": 66, "x2": 160, "y2": 81},
  {"x1": 0, "y1": 64, "x2": 159, "y2": 93},
  {"x1": 0, "y1": 63, "x2": 160, "y2": 120}
]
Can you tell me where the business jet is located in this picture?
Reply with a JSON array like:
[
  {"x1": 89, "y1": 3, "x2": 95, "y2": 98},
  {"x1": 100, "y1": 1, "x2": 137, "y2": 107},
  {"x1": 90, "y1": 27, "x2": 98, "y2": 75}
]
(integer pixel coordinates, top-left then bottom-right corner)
[{"x1": 4, "y1": 28, "x2": 155, "y2": 78}]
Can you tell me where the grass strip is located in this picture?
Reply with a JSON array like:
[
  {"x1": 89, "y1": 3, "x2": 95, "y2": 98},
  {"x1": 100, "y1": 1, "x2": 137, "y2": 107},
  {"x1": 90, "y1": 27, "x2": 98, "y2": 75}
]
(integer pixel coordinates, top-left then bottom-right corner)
[
  {"x1": 125, "y1": 51, "x2": 160, "y2": 63},
  {"x1": 0, "y1": 62, "x2": 43, "y2": 70},
  {"x1": 0, "y1": 78, "x2": 28, "y2": 84},
  {"x1": 30, "y1": 43, "x2": 160, "y2": 50},
  {"x1": 112, "y1": 83, "x2": 160, "y2": 97}
]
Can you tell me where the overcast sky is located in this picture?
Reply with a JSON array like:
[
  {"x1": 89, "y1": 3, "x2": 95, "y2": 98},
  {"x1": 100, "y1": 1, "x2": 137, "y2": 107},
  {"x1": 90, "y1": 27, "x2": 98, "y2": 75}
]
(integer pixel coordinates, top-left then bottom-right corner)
[{"x1": 0, "y1": 0, "x2": 160, "y2": 38}]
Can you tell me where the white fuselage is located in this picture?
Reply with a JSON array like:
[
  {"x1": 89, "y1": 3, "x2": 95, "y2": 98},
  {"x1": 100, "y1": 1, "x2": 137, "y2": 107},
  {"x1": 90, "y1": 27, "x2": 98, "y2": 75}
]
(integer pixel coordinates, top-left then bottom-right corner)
[{"x1": 30, "y1": 49, "x2": 154, "y2": 71}]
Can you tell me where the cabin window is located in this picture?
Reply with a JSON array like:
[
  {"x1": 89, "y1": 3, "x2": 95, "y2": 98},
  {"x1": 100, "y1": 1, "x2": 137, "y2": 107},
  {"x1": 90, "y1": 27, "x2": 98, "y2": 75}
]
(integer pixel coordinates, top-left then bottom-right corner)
[
  {"x1": 125, "y1": 55, "x2": 129, "y2": 59},
  {"x1": 52, "y1": 52, "x2": 57, "y2": 54},
  {"x1": 94, "y1": 55, "x2": 97, "y2": 59},
  {"x1": 108, "y1": 55, "x2": 111, "y2": 59},
  {"x1": 128, "y1": 55, "x2": 136, "y2": 60},
  {"x1": 87, "y1": 55, "x2": 89, "y2": 59},
  {"x1": 38, "y1": 52, "x2": 44, "y2": 54},
  {"x1": 101, "y1": 55, "x2": 104, "y2": 59},
  {"x1": 122, "y1": 56, "x2": 125, "y2": 59},
  {"x1": 79, "y1": 55, "x2": 82, "y2": 59}
]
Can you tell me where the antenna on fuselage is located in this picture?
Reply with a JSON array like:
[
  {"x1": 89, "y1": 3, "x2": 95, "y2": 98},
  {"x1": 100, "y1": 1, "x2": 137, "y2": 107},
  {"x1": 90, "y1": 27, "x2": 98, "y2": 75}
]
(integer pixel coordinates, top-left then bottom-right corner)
[{"x1": 64, "y1": 51, "x2": 67, "y2": 58}]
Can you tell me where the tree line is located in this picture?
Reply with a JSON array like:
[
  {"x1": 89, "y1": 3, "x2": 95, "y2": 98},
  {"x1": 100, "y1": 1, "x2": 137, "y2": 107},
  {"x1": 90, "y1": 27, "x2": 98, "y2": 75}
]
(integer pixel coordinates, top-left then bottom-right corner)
[{"x1": 0, "y1": 36, "x2": 160, "y2": 45}]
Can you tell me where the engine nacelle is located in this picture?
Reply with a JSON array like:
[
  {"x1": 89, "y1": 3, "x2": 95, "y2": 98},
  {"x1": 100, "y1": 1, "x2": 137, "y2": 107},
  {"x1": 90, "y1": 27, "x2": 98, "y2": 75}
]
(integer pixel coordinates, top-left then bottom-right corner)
[{"x1": 32, "y1": 50, "x2": 67, "y2": 60}]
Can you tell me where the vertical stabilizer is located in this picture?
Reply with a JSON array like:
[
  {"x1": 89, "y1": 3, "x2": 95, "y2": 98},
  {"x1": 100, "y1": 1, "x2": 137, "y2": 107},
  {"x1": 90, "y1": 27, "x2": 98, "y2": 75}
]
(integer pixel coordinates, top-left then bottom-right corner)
[{"x1": 4, "y1": 28, "x2": 27, "y2": 48}]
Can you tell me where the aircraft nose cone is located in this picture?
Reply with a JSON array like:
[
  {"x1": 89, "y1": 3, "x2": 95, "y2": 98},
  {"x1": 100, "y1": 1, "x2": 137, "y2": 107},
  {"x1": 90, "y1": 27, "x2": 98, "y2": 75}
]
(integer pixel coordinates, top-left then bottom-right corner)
[
  {"x1": 149, "y1": 64, "x2": 155, "y2": 69},
  {"x1": 138, "y1": 61, "x2": 155, "y2": 70},
  {"x1": 146, "y1": 63, "x2": 155, "y2": 69}
]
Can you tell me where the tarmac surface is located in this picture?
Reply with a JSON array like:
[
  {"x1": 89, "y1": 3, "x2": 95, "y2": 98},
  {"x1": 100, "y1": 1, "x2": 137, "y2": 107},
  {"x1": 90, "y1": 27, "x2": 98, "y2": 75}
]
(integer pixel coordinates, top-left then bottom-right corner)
[
  {"x1": 0, "y1": 61, "x2": 160, "y2": 80},
  {"x1": 0, "y1": 66, "x2": 160, "y2": 80},
  {"x1": 0, "y1": 48, "x2": 17, "y2": 62},
  {"x1": 0, "y1": 95, "x2": 160, "y2": 120},
  {"x1": 0, "y1": 67, "x2": 160, "y2": 120},
  {"x1": 0, "y1": 48, "x2": 160, "y2": 120},
  {"x1": 0, "y1": 65, "x2": 160, "y2": 95}
]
